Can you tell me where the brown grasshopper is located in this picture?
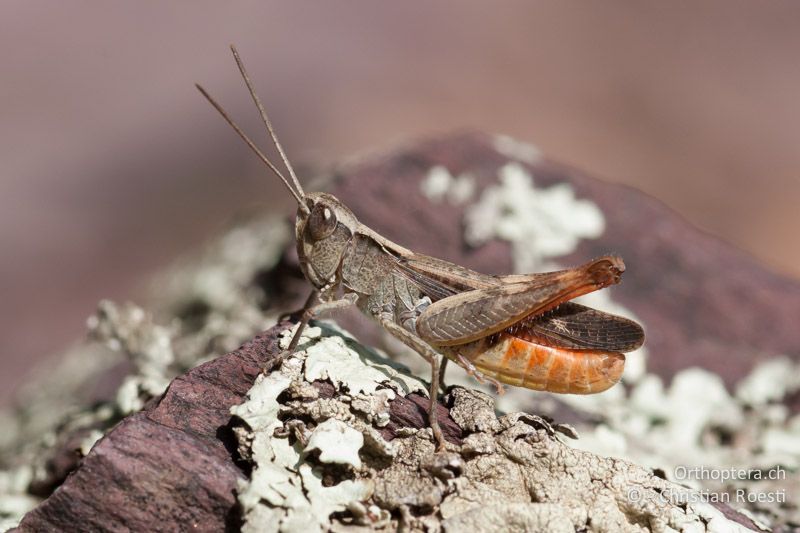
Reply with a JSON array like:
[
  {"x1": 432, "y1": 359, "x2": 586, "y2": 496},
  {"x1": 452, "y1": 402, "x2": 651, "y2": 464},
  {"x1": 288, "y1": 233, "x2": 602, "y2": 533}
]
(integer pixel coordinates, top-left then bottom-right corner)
[{"x1": 197, "y1": 46, "x2": 645, "y2": 450}]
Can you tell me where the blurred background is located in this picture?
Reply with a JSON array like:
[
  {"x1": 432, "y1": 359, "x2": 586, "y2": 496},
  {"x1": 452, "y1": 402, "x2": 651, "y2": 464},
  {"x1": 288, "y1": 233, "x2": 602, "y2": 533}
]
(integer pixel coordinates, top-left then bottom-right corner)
[{"x1": 2, "y1": 1, "x2": 799, "y2": 407}]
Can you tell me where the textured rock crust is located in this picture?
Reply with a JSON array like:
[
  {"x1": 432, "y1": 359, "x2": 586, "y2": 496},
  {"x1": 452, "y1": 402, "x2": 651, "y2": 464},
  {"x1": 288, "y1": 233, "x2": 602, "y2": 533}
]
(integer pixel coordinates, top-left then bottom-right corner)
[
  {"x1": 13, "y1": 323, "x2": 761, "y2": 532},
  {"x1": 10, "y1": 323, "x2": 462, "y2": 532}
]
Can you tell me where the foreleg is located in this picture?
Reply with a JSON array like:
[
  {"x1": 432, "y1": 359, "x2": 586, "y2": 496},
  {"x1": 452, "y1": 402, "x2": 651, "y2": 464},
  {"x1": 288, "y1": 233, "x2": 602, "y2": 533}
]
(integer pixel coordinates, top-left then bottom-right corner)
[
  {"x1": 286, "y1": 292, "x2": 359, "y2": 351},
  {"x1": 277, "y1": 290, "x2": 318, "y2": 323},
  {"x1": 266, "y1": 291, "x2": 359, "y2": 372}
]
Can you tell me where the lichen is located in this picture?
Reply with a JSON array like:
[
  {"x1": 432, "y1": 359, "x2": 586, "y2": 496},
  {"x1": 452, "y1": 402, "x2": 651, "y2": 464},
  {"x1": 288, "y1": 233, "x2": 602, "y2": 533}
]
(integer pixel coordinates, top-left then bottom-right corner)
[
  {"x1": 560, "y1": 360, "x2": 800, "y2": 529},
  {"x1": 493, "y1": 134, "x2": 544, "y2": 165},
  {"x1": 153, "y1": 213, "x2": 291, "y2": 366},
  {"x1": 88, "y1": 300, "x2": 175, "y2": 414},
  {"x1": 232, "y1": 325, "x2": 391, "y2": 532},
  {"x1": 464, "y1": 162, "x2": 605, "y2": 272},
  {"x1": 419, "y1": 166, "x2": 476, "y2": 206},
  {"x1": 0, "y1": 301, "x2": 180, "y2": 528},
  {"x1": 736, "y1": 357, "x2": 800, "y2": 407},
  {"x1": 305, "y1": 419, "x2": 364, "y2": 469},
  {"x1": 293, "y1": 325, "x2": 426, "y2": 398},
  {"x1": 229, "y1": 323, "x2": 761, "y2": 532},
  {"x1": 0, "y1": 467, "x2": 37, "y2": 531}
]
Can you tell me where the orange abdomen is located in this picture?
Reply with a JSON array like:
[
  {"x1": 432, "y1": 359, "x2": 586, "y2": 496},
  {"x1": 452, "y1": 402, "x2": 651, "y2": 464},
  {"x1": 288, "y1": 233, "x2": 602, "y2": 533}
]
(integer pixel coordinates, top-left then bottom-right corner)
[{"x1": 439, "y1": 333, "x2": 625, "y2": 394}]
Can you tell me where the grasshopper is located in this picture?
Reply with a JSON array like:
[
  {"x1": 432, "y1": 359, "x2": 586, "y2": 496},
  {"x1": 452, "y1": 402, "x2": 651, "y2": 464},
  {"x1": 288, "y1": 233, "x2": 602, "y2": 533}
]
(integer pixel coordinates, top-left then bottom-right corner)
[{"x1": 197, "y1": 46, "x2": 645, "y2": 450}]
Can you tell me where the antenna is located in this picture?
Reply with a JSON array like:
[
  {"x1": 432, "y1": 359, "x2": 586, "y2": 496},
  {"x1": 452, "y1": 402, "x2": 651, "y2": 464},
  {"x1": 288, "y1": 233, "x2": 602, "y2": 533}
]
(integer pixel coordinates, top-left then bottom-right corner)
[
  {"x1": 195, "y1": 62, "x2": 308, "y2": 211},
  {"x1": 229, "y1": 45, "x2": 306, "y2": 199}
]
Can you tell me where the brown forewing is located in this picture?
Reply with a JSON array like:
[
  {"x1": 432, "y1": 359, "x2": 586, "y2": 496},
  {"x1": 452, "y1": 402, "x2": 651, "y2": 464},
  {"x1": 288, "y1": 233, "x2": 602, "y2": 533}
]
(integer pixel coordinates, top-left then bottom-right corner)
[{"x1": 408, "y1": 257, "x2": 630, "y2": 347}]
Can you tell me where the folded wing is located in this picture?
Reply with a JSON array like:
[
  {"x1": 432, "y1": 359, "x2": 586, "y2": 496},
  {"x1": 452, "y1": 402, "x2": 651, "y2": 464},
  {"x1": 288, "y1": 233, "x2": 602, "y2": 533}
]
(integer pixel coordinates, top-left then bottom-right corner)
[
  {"x1": 516, "y1": 302, "x2": 644, "y2": 352},
  {"x1": 415, "y1": 257, "x2": 627, "y2": 346}
]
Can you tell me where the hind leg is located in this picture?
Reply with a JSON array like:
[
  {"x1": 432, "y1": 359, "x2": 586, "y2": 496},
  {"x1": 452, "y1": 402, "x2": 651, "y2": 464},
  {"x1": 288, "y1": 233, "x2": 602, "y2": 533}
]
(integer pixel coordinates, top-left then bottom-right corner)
[{"x1": 377, "y1": 317, "x2": 448, "y2": 451}]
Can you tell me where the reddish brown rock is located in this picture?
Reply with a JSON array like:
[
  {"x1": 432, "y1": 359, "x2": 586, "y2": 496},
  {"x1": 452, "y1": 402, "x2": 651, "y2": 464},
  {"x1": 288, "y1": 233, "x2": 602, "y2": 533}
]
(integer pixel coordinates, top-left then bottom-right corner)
[
  {"x1": 13, "y1": 328, "x2": 278, "y2": 532},
  {"x1": 14, "y1": 324, "x2": 463, "y2": 532}
]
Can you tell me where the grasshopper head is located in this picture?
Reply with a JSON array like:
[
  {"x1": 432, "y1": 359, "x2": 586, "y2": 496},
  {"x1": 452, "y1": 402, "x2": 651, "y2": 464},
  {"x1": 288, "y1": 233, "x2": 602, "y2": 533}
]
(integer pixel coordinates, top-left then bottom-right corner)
[{"x1": 295, "y1": 192, "x2": 359, "y2": 288}]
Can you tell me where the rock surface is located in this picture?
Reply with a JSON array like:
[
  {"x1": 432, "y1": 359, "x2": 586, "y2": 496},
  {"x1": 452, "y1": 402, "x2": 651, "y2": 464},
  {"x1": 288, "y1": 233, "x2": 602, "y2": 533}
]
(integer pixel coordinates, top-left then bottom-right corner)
[
  {"x1": 12, "y1": 326, "x2": 280, "y2": 532},
  {"x1": 13, "y1": 323, "x2": 762, "y2": 532}
]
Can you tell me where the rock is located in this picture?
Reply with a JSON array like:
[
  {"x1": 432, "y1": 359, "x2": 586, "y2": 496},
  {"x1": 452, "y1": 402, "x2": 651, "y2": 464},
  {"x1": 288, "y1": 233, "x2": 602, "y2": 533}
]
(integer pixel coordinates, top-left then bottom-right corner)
[
  {"x1": 14, "y1": 322, "x2": 762, "y2": 532},
  {"x1": 10, "y1": 323, "x2": 461, "y2": 532},
  {"x1": 12, "y1": 326, "x2": 282, "y2": 532}
]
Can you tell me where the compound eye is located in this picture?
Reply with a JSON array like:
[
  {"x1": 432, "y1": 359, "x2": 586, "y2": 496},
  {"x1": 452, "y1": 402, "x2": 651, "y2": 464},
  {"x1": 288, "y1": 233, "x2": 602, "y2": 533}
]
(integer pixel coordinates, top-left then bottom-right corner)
[{"x1": 307, "y1": 203, "x2": 338, "y2": 241}]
